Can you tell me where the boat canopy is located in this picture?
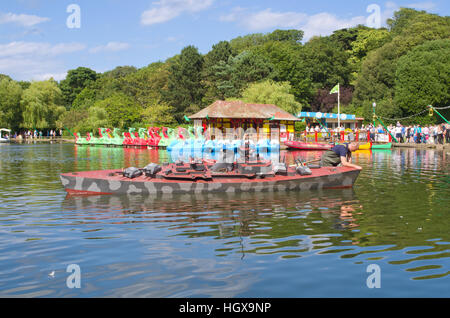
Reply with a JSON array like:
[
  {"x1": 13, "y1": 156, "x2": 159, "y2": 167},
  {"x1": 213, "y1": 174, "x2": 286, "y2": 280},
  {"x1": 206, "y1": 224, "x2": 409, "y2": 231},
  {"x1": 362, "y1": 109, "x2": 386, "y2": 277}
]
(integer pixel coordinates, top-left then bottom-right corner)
[{"x1": 297, "y1": 112, "x2": 356, "y2": 120}]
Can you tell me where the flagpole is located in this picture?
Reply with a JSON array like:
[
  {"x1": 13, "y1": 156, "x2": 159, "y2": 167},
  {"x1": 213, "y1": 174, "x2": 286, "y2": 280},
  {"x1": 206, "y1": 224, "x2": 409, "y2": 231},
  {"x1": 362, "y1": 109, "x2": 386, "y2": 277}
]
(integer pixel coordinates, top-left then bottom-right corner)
[{"x1": 337, "y1": 83, "x2": 340, "y2": 129}]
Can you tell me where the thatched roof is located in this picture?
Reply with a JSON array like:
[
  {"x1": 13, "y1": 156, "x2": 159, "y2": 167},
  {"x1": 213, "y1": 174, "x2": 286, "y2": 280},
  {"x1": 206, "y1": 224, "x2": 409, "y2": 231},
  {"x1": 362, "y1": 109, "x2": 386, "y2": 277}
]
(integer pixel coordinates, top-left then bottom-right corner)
[{"x1": 189, "y1": 100, "x2": 300, "y2": 121}]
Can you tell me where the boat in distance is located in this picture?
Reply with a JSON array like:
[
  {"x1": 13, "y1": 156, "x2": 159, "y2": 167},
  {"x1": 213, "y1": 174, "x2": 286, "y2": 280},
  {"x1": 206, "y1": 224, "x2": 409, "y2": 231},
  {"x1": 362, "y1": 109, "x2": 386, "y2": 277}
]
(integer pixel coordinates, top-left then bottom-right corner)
[{"x1": 60, "y1": 159, "x2": 361, "y2": 195}]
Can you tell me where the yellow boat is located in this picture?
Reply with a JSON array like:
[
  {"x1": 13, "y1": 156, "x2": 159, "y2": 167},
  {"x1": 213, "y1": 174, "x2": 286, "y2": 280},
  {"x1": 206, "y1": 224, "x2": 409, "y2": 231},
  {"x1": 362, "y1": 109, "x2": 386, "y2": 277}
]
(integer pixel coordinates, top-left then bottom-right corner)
[{"x1": 358, "y1": 142, "x2": 372, "y2": 150}]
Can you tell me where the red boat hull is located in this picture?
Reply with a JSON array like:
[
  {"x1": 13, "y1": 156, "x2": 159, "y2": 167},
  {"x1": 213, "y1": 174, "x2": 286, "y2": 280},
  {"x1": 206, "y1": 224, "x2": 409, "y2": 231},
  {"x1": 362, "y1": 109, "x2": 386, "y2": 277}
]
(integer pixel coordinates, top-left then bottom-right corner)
[{"x1": 61, "y1": 165, "x2": 360, "y2": 195}]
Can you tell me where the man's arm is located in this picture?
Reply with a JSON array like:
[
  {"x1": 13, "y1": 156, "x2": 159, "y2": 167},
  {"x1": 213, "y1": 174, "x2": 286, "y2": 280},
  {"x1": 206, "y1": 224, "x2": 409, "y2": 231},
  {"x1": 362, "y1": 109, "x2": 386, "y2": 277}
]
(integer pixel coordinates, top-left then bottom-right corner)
[{"x1": 340, "y1": 156, "x2": 362, "y2": 170}]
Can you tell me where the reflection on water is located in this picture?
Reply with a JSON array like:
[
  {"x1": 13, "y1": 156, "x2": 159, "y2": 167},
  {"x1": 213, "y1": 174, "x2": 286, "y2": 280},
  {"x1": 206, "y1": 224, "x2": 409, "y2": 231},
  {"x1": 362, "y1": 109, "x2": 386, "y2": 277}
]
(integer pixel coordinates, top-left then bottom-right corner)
[{"x1": 0, "y1": 144, "x2": 448, "y2": 297}]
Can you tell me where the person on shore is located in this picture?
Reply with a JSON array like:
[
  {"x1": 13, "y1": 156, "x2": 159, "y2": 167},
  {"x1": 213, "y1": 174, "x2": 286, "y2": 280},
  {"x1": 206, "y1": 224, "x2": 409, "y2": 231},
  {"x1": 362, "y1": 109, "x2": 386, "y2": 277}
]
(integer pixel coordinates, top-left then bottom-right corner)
[
  {"x1": 445, "y1": 124, "x2": 450, "y2": 144},
  {"x1": 423, "y1": 126, "x2": 429, "y2": 144},
  {"x1": 370, "y1": 125, "x2": 376, "y2": 142},
  {"x1": 321, "y1": 142, "x2": 362, "y2": 170},
  {"x1": 395, "y1": 125, "x2": 402, "y2": 143},
  {"x1": 432, "y1": 125, "x2": 438, "y2": 144},
  {"x1": 414, "y1": 125, "x2": 421, "y2": 144},
  {"x1": 437, "y1": 125, "x2": 444, "y2": 145}
]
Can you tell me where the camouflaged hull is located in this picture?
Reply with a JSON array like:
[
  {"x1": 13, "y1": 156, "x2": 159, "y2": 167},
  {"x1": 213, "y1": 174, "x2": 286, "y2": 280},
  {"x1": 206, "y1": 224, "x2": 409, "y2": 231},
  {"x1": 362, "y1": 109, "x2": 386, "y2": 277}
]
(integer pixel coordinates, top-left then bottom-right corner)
[{"x1": 60, "y1": 166, "x2": 360, "y2": 195}]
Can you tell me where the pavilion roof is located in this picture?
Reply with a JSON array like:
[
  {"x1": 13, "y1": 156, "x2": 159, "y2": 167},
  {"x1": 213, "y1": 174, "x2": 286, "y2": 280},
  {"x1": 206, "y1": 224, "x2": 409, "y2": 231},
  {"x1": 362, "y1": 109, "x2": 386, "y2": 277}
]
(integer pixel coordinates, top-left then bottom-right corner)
[{"x1": 189, "y1": 100, "x2": 300, "y2": 122}]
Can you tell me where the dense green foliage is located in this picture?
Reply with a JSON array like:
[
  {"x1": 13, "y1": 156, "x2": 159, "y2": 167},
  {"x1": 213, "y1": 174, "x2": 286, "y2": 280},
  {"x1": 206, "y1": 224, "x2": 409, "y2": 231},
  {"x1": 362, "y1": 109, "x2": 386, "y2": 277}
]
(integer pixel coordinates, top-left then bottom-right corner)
[
  {"x1": 0, "y1": 8, "x2": 448, "y2": 134},
  {"x1": 238, "y1": 80, "x2": 302, "y2": 115},
  {"x1": 59, "y1": 67, "x2": 98, "y2": 108},
  {"x1": 21, "y1": 80, "x2": 66, "y2": 130},
  {"x1": 394, "y1": 39, "x2": 450, "y2": 124}
]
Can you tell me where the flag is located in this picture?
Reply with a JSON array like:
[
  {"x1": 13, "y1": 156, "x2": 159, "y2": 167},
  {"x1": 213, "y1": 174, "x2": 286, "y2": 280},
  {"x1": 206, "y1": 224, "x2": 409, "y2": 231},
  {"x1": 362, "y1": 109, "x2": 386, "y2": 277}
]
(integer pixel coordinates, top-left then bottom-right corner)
[
  {"x1": 268, "y1": 116, "x2": 275, "y2": 121},
  {"x1": 184, "y1": 115, "x2": 191, "y2": 122},
  {"x1": 330, "y1": 84, "x2": 339, "y2": 94}
]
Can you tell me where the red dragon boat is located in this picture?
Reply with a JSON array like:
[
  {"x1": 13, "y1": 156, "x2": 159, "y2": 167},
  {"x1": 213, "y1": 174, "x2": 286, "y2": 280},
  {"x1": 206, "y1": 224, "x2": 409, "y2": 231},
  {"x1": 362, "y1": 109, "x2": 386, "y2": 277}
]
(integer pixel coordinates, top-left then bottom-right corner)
[
  {"x1": 60, "y1": 159, "x2": 361, "y2": 195},
  {"x1": 285, "y1": 141, "x2": 334, "y2": 151}
]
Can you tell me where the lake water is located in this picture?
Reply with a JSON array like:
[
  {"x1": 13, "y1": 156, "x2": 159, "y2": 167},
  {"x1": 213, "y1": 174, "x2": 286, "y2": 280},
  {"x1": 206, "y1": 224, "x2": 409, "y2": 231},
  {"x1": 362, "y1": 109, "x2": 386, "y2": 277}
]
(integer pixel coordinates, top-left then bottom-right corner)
[{"x1": 0, "y1": 143, "x2": 448, "y2": 297}]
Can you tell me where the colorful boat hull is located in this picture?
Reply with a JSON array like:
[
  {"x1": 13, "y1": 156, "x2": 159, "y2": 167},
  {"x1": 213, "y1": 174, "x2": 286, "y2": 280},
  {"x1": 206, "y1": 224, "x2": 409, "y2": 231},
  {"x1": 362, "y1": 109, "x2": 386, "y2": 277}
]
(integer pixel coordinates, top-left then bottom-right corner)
[
  {"x1": 61, "y1": 166, "x2": 360, "y2": 195},
  {"x1": 358, "y1": 143, "x2": 372, "y2": 150},
  {"x1": 358, "y1": 142, "x2": 392, "y2": 150},
  {"x1": 372, "y1": 143, "x2": 392, "y2": 149}
]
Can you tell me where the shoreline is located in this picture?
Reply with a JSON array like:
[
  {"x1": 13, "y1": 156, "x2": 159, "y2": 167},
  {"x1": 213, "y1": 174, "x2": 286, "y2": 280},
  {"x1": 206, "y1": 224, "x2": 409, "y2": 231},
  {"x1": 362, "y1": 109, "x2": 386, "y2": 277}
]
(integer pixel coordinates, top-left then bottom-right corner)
[
  {"x1": 5, "y1": 138, "x2": 450, "y2": 151},
  {"x1": 9, "y1": 138, "x2": 75, "y2": 143},
  {"x1": 392, "y1": 142, "x2": 450, "y2": 150}
]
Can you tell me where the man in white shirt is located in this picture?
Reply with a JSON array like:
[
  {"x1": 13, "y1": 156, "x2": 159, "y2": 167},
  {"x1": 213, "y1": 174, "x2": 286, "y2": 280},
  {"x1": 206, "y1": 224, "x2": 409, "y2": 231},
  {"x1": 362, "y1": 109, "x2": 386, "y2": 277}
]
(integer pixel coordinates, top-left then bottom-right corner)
[{"x1": 395, "y1": 125, "x2": 402, "y2": 143}]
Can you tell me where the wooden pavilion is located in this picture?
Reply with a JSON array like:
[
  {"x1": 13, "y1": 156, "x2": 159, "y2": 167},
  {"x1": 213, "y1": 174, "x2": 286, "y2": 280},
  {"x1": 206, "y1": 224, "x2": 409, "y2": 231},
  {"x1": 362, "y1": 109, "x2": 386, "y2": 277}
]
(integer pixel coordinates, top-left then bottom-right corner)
[{"x1": 188, "y1": 100, "x2": 300, "y2": 142}]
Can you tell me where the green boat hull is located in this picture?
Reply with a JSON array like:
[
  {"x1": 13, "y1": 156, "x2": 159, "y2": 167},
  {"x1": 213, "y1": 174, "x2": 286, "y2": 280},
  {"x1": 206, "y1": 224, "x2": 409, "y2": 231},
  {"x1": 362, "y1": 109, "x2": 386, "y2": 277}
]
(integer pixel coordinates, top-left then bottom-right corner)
[{"x1": 372, "y1": 143, "x2": 392, "y2": 149}]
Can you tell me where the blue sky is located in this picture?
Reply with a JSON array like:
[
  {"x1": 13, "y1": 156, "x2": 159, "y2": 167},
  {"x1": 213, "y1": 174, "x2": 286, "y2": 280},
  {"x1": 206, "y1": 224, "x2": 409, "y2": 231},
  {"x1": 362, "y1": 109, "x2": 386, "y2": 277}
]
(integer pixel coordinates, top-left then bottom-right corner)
[{"x1": 0, "y1": 0, "x2": 448, "y2": 81}]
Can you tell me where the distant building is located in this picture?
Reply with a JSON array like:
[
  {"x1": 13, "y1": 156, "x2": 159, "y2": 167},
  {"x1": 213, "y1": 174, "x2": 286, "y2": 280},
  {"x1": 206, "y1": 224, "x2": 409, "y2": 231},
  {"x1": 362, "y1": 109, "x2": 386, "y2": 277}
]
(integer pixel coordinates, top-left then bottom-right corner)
[
  {"x1": 298, "y1": 112, "x2": 364, "y2": 130},
  {"x1": 189, "y1": 100, "x2": 301, "y2": 141}
]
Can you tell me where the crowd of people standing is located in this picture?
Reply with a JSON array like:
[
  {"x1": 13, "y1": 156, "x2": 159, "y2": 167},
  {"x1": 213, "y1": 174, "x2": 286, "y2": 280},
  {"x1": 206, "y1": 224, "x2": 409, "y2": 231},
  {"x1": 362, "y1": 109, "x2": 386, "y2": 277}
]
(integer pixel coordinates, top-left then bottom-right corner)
[
  {"x1": 305, "y1": 122, "x2": 450, "y2": 145},
  {"x1": 388, "y1": 122, "x2": 449, "y2": 144},
  {"x1": 12, "y1": 129, "x2": 63, "y2": 140}
]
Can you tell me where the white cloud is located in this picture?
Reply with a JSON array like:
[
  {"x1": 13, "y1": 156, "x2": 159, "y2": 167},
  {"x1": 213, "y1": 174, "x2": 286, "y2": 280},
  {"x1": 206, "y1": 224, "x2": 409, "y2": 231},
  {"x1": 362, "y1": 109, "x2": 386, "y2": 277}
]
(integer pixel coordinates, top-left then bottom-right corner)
[
  {"x1": 220, "y1": 7, "x2": 365, "y2": 40},
  {"x1": 0, "y1": 58, "x2": 64, "y2": 81},
  {"x1": 219, "y1": 6, "x2": 246, "y2": 22},
  {"x1": 0, "y1": 12, "x2": 49, "y2": 27},
  {"x1": 0, "y1": 42, "x2": 86, "y2": 58},
  {"x1": 89, "y1": 42, "x2": 130, "y2": 54},
  {"x1": 0, "y1": 41, "x2": 86, "y2": 81},
  {"x1": 302, "y1": 13, "x2": 366, "y2": 40},
  {"x1": 33, "y1": 72, "x2": 68, "y2": 81},
  {"x1": 241, "y1": 9, "x2": 307, "y2": 31},
  {"x1": 141, "y1": 0, "x2": 214, "y2": 25}
]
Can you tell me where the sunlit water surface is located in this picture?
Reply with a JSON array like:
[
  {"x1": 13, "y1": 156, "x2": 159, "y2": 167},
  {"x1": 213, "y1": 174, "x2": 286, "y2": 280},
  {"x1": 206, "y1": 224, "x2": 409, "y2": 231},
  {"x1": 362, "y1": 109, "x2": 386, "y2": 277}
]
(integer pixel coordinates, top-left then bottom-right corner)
[{"x1": 0, "y1": 143, "x2": 448, "y2": 297}]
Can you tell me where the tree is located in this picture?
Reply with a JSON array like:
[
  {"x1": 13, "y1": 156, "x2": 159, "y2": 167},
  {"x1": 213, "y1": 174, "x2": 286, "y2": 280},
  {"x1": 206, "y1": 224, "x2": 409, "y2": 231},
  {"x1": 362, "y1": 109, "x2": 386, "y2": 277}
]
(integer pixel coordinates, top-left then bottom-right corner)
[
  {"x1": 118, "y1": 62, "x2": 169, "y2": 107},
  {"x1": 56, "y1": 109, "x2": 89, "y2": 133},
  {"x1": 0, "y1": 74, "x2": 12, "y2": 82},
  {"x1": 353, "y1": 8, "x2": 450, "y2": 120},
  {"x1": 59, "y1": 67, "x2": 98, "y2": 108},
  {"x1": 229, "y1": 33, "x2": 268, "y2": 54},
  {"x1": 311, "y1": 87, "x2": 353, "y2": 113},
  {"x1": 21, "y1": 80, "x2": 66, "y2": 129},
  {"x1": 92, "y1": 93, "x2": 142, "y2": 128},
  {"x1": 252, "y1": 40, "x2": 313, "y2": 106},
  {"x1": 217, "y1": 51, "x2": 274, "y2": 99},
  {"x1": 348, "y1": 28, "x2": 391, "y2": 85},
  {"x1": 394, "y1": 39, "x2": 450, "y2": 124},
  {"x1": 162, "y1": 46, "x2": 205, "y2": 122},
  {"x1": 239, "y1": 80, "x2": 302, "y2": 115},
  {"x1": 330, "y1": 27, "x2": 364, "y2": 51},
  {"x1": 266, "y1": 29, "x2": 304, "y2": 43},
  {"x1": 103, "y1": 66, "x2": 137, "y2": 79},
  {"x1": 387, "y1": 8, "x2": 428, "y2": 34},
  {"x1": 202, "y1": 41, "x2": 234, "y2": 104},
  {"x1": 299, "y1": 36, "x2": 351, "y2": 89},
  {"x1": 141, "y1": 102, "x2": 176, "y2": 126},
  {"x1": 350, "y1": 28, "x2": 391, "y2": 60},
  {"x1": 0, "y1": 78, "x2": 23, "y2": 130},
  {"x1": 78, "y1": 106, "x2": 109, "y2": 133},
  {"x1": 72, "y1": 86, "x2": 97, "y2": 110}
]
